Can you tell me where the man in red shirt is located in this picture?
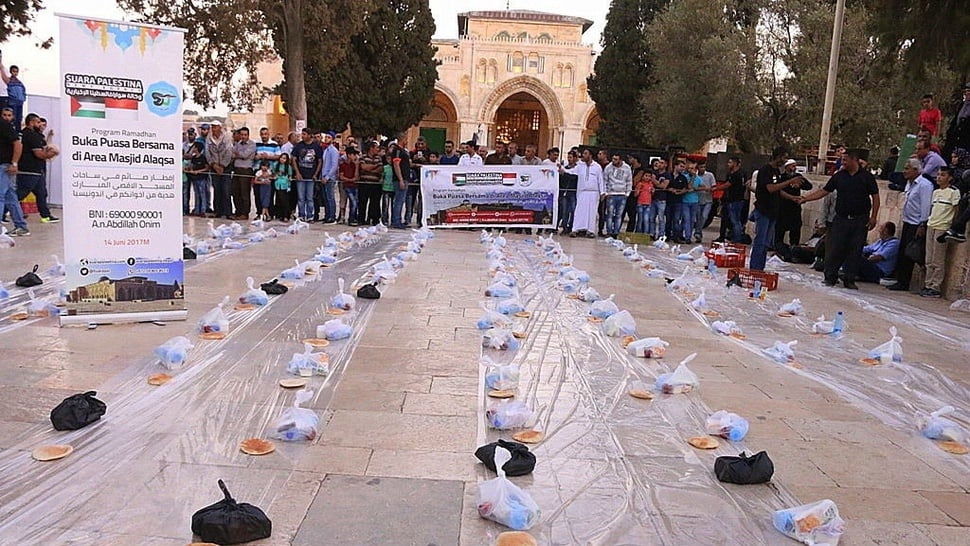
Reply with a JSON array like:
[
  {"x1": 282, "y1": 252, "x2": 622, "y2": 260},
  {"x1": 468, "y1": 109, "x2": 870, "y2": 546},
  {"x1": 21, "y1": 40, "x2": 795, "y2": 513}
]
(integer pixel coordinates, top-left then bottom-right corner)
[{"x1": 918, "y1": 94, "x2": 942, "y2": 136}]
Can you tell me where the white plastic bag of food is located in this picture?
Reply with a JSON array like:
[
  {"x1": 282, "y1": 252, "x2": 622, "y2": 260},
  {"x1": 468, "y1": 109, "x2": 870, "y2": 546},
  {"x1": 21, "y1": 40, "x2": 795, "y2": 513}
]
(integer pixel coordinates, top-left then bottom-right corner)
[
  {"x1": 492, "y1": 272, "x2": 517, "y2": 287},
  {"x1": 222, "y1": 237, "x2": 244, "y2": 250},
  {"x1": 867, "y1": 326, "x2": 903, "y2": 363},
  {"x1": 281, "y1": 259, "x2": 305, "y2": 279},
  {"x1": 248, "y1": 231, "x2": 265, "y2": 243},
  {"x1": 590, "y1": 294, "x2": 619, "y2": 319},
  {"x1": 48, "y1": 254, "x2": 66, "y2": 276},
  {"x1": 486, "y1": 400, "x2": 533, "y2": 430},
  {"x1": 286, "y1": 218, "x2": 309, "y2": 234},
  {"x1": 319, "y1": 318, "x2": 353, "y2": 340},
  {"x1": 0, "y1": 226, "x2": 15, "y2": 248},
  {"x1": 329, "y1": 278, "x2": 356, "y2": 311},
  {"x1": 622, "y1": 244, "x2": 639, "y2": 258},
  {"x1": 483, "y1": 328, "x2": 520, "y2": 351},
  {"x1": 485, "y1": 282, "x2": 515, "y2": 298},
  {"x1": 229, "y1": 221, "x2": 244, "y2": 235},
  {"x1": 238, "y1": 276, "x2": 269, "y2": 306},
  {"x1": 557, "y1": 278, "x2": 580, "y2": 293},
  {"x1": 483, "y1": 358, "x2": 520, "y2": 391},
  {"x1": 763, "y1": 340, "x2": 798, "y2": 363},
  {"x1": 195, "y1": 239, "x2": 212, "y2": 255},
  {"x1": 668, "y1": 266, "x2": 691, "y2": 291},
  {"x1": 26, "y1": 288, "x2": 55, "y2": 316},
  {"x1": 264, "y1": 227, "x2": 280, "y2": 238},
  {"x1": 711, "y1": 320, "x2": 740, "y2": 336},
  {"x1": 655, "y1": 353, "x2": 699, "y2": 394},
  {"x1": 287, "y1": 342, "x2": 329, "y2": 376},
  {"x1": 578, "y1": 286, "x2": 601, "y2": 302},
  {"x1": 497, "y1": 298, "x2": 525, "y2": 315},
  {"x1": 706, "y1": 410, "x2": 750, "y2": 441},
  {"x1": 272, "y1": 389, "x2": 320, "y2": 442},
  {"x1": 476, "y1": 446, "x2": 541, "y2": 530},
  {"x1": 917, "y1": 406, "x2": 966, "y2": 442},
  {"x1": 772, "y1": 499, "x2": 845, "y2": 546},
  {"x1": 198, "y1": 296, "x2": 231, "y2": 334},
  {"x1": 154, "y1": 336, "x2": 194, "y2": 370},
  {"x1": 477, "y1": 303, "x2": 511, "y2": 330},
  {"x1": 691, "y1": 289, "x2": 707, "y2": 310},
  {"x1": 603, "y1": 310, "x2": 636, "y2": 337},
  {"x1": 314, "y1": 246, "x2": 338, "y2": 264},
  {"x1": 627, "y1": 337, "x2": 669, "y2": 358},
  {"x1": 779, "y1": 298, "x2": 804, "y2": 315},
  {"x1": 0, "y1": 278, "x2": 8, "y2": 300}
]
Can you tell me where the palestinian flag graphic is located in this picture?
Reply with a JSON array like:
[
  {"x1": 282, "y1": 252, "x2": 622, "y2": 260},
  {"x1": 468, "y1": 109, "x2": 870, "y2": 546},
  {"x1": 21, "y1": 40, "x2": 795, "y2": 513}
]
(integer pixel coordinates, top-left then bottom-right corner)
[{"x1": 70, "y1": 96, "x2": 106, "y2": 118}]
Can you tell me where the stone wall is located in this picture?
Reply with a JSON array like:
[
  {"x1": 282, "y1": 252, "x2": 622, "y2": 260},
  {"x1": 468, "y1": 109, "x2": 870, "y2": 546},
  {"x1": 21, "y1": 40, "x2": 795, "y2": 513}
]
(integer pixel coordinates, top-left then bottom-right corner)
[{"x1": 799, "y1": 174, "x2": 970, "y2": 300}]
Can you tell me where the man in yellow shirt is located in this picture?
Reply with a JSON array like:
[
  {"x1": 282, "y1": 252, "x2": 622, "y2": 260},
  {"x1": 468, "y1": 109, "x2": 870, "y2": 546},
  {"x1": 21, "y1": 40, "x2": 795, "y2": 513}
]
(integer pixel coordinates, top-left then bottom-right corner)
[{"x1": 921, "y1": 167, "x2": 962, "y2": 297}]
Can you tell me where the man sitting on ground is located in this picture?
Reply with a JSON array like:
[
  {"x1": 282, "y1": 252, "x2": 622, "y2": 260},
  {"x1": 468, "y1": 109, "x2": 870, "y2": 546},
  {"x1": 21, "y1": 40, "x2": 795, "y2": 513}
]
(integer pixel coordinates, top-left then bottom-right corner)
[{"x1": 858, "y1": 222, "x2": 900, "y2": 283}]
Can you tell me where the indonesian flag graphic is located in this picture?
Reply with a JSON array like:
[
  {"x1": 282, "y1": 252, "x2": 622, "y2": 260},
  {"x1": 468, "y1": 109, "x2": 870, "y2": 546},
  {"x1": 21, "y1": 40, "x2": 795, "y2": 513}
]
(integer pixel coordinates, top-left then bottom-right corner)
[
  {"x1": 70, "y1": 96, "x2": 106, "y2": 118},
  {"x1": 105, "y1": 98, "x2": 140, "y2": 120}
]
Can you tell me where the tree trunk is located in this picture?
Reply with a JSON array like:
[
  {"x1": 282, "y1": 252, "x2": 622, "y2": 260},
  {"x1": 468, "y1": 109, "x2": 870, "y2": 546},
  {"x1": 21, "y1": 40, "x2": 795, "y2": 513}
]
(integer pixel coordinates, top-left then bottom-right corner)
[{"x1": 283, "y1": 0, "x2": 307, "y2": 130}]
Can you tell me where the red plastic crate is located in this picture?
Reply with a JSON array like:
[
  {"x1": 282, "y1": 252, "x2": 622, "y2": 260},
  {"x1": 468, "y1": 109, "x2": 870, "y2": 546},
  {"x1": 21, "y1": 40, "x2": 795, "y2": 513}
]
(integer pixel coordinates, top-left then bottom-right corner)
[
  {"x1": 727, "y1": 268, "x2": 779, "y2": 291},
  {"x1": 704, "y1": 243, "x2": 747, "y2": 268}
]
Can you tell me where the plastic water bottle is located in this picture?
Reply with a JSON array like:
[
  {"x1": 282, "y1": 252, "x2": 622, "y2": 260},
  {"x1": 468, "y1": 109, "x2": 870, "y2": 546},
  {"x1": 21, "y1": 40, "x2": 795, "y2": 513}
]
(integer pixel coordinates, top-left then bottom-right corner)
[
  {"x1": 727, "y1": 418, "x2": 750, "y2": 441},
  {"x1": 833, "y1": 311, "x2": 845, "y2": 334},
  {"x1": 708, "y1": 258, "x2": 718, "y2": 276},
  {"x1": 751, "y1": 279, "x2": 761, "y2": 298}
]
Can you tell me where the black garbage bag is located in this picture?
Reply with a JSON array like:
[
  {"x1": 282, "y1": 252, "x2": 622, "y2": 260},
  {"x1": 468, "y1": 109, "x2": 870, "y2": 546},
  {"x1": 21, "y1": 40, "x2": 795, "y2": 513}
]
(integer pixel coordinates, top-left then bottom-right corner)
[
  {"x1": 714, "y1": 451, "x2": 774, "y2": 484},
  {"x1": 16, "y1": 264, "x2": 43, "y2": 287},
  {"x1": 475, "y1": 439, "x2": 536, "y2": 476},
  {"x1": 192, "y1": 480, "x2": 272, "y2": 545},
  {"x1": 183, "y1": 246, "x2": 198, "y2": 260},
  {"x1": 356, "y1": 283, "x2": 381, "y2": 300},
  {"x1": 260, "y1": 279, "x2": 288, "y2": 295},
  {"x1": 50, "y1": 391, "x2": 107, "y2": 431}
]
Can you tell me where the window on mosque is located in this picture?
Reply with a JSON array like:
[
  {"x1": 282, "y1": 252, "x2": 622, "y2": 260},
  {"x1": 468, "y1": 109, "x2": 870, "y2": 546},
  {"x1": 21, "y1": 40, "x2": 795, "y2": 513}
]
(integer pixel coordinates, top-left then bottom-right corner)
[
  {"x1": 509, "y1": 52, "x2": 524, "y2": 73},
  {"x1": 527, "y1": 53, "x2": 543, "y2": 74},
  {"x1": 563, "y1": 65, "x2": 574, "y2": 88},
  {"x1": 476, "y1": 60, "x2": 487, "y2": 83},
  {"x1": 495, "y1": 31, "x2": 511, "y2": 41},
  {"x1": 487, "y1": 60, "x2": 497, "y2": 83}
]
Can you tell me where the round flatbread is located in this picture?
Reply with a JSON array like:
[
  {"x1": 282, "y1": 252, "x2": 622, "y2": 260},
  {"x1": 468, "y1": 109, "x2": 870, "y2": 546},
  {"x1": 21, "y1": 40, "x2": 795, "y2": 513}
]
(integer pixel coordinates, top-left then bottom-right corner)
[
  {"x1": 939, "y1": 441, "x2": 969, "y2": 455},
  {"x1": 327, "y1": 308, "x2": 346, "y2": 315},
  {"x1": 280, "y1": 281, "x2": 295, "y2": 288},
  {"x1": 565, "y1": 294, "x2": 580, "y2": 300},
  {"x1": 240, "y1": 438, "x2": 275, "y2": 456},
  {"x1": 233, "y1": 303, "x2": 256, "y2": 311},
  {"x1": 702, "y1": 310, "x2": 721, "y2": 318},
  {"x1": 512, "y1": 331, "x2": 526, "y2": 340},
  {"x1": 728, "y1": 332, "x2": 747, "y2": 340},
  {"x1": 487, "y1": 389, "x2": 516, "y2": 399},
  {"x1": 280, "y1": 378, "x2": 308, "y2": 389},
  {"x1": 199, "y1": 331, "x2": 226, "y2": 340},
  {"x1": 858, "y1": 357, "x2": 881, "y2": 366},
  {"x1": 511, "y1": 430, "x2": 544, "y2": 444},
  {"x1": 32, "y1": 444, "x2": 73, "y2": 461},
  {"x1": 495, "y1": 531, "x2": 538, "y2": 546},
  {"x1": 9, "y1": 312, "x2": 29, "y2": 321},
  {"x1": 513, "y1": 311, "x2": 531, "y2": 319},
  {"x1": 148, "y1": 373, "x2": 173, "y2": 386},
  {"x1": 621, "y1": 335, "x2": 637, "y2": 348},
  {"x1": 790, "y1": 362, "x2": 804, "y2": 369},
  {"x1": 629, "y1": 389, "x2": 654, "y2": 400},
  {"x1": 688, "y1": 436, "x2": 719, "y2": 450},
  {"x1": 588, "y1": 316, "x2": 603, "y2": 324},
  {"x1": 302, "y1": 338, "x2": 330, "y2": 348},
  {"x1": 776, "y1": 311, "x2": 795, "y2": 318}
]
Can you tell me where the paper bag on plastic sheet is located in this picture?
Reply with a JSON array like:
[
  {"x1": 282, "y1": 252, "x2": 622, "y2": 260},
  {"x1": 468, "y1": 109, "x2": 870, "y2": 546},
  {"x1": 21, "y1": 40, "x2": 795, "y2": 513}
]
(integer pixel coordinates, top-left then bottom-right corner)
[
  {"x1": 603, "y1": 309, "x2": 636, "y2": 337},
  {"x1": 918, "y1": 406, "x2": 967, "y2": 442},
  {"x1": 15, "y1": 264, "x2": 43, "y2": 287},
  {"x1": 0, "y1": 226, "x2": 15, "y2": 248},
  {"x1": 485, "y1": 282, "x2": 516, "y2": 298},
  {"x1": 486, "y1": 400, "x2": 533, "y2": 430},
  {"x1": 329, "y1": 278, "x2": 356, "y2": 311},
  {"x1": 779, "y1": 299, "x2": 804, "y2": 315},
  {"x1": 477, "y1": 447, "x2": 541, "y2": 530},
  {"x1": 497, "y1": 298, "x2": 526, "y2": 315},
  {"x1": 484, "y1": 358, "x2": 520, "y2": 391},
  {"x1": 51, "y1": 391, "x2": 107, "y2": 431},
  {"x1": 287, "y1": 343, "x2": 329, "y2": 377},
  {"x1": 578, "y1": 286, "x2": 601, "y2": 302},
  {"x1": 711, "y1": 320, "x2": 741, "y2": 336},
  {"x1": 475, "y1": 439, "x2": 536, "y2": 476},
  {"x1": 478, "y1": 303, "x2": 512, "y2": 330},
  {"x1": 706, "y1": 410, "x2": 750, "y2": 441},
  {"x1": 154, "y1": 336, "x2": 194, "y2": 370},
  {"x1": 272, "y1": 389, "x2": 320, "y2": 441},
  {"x1": 198, "y1": 296, "x2": 231, "y2": 334},
  {"x1": 590, "y1": 295, "x2": 619, "y2": 319},
  {"x1": 627, "y1": 337, "x2": 669, "y2": 358},
  {"x1": 867, "y1": 326, "x2": 903, "y2": 363},
  {"x1": 764, "y1": 340, "x2": 798, "y2": 363},
  {"x1": 319, "y1": 318, "x2": 353, "y2": 341},
  {"x1": 356, "y1": 283, "x2": 381, "y2": 300},
  {"x1": 261, "y1": 279, "x2": 288, "y2": 295},
  {"x1": 483, "y1": 328, "x2": 520, "y2": 351},
  {"x1": 655, "y1": 353, "x2": 699, "y2": 394},
  {"x1": 192, "y1": 479, "x2": 272, "y2": 545},
  {"x1": 691, "y1": 289, "x2": 707, "y2": 310},
  {"x1": 280, "y1": 259, "x2": 305, "y2": 280},
  {"x1": 772, "y1": 499, "x2": 845, "y2": 546},
  {"x1": 715, "y1": 451, "x2": 774, "y2": 484},
  {"x1": 238, "y1": 277, "x2": 269, "y2": 306}
]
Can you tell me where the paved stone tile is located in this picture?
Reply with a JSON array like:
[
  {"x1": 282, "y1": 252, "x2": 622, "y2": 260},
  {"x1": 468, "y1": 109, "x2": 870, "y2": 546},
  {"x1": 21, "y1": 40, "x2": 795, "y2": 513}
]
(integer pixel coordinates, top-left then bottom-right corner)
[
  {"x1": 919, "y1": 491, "x2": 970, "y2": 526},
  {"x1": 296, "y1": 444, "x2": 372, "y2": 475},
  {"x1": 789, "y1": 485, "x2": 956, "y2": 525},
  {"x1": 914, "y1": 523, "x2": 970, "y2": 546},
  {"x1": 293, "y1": 475, "x2": 463, "y2": 546},
  {"x1": 807, "y1": 442, "x2": 961, "y2": 491},
  {"x1": 367, "y1": 449, "x2": 477, "y2": 482},
  {"x1": 403, "y1": 392, "x2": 478, "y2": 417},
  {"x1": 320, "y1": 410, "x2": 474, "y2": 452},
  {"x1": 431, "y1": 375, "x2": 481, "y2": 395},
  {"x1": 327, "y1": 383, "x2": 406, "y2": 412},
  {"x1": 336, "y1": 371, "x2": 433, "y2": 394},
  {"x1": 839, "y1": 520, "x2": 935, "y2": 545}
]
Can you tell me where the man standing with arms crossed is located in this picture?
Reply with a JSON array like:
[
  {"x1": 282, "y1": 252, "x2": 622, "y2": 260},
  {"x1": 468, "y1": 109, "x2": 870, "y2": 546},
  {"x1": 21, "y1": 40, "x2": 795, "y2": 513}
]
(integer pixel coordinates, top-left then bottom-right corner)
[
  {"x1": 0, "y1": 106, "x2": 26, "y2": 236},
  {"x1": 205, "y1": 121, "x2": 234, "y2": 219}
]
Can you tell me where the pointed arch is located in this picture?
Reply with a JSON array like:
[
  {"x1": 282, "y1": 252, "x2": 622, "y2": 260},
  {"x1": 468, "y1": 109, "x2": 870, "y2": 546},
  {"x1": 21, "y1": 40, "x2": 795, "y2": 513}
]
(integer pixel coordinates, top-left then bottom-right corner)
[{"x1": 479, "y1": 75, "x2": 565, "y2": 129}]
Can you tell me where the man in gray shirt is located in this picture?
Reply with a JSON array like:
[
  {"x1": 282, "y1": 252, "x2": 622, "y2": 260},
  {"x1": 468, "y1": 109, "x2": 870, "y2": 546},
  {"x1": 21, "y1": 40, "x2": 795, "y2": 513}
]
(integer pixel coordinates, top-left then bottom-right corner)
[
  {"x1": 232, "y1": 127, "x2": 256, "y2": 219},
  {"x1": 603, "y1": 152, "x2": 633, "y2": 237},
  {"x1": 204, "y1": 121, "x2": 234, "y2": 219},
  {"x1": 695, "y1": 161, "x2": 716, "y2": 242}
]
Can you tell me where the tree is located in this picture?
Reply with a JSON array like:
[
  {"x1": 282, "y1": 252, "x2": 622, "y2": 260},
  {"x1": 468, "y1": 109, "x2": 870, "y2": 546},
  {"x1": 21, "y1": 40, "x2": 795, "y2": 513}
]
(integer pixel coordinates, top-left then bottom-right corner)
[
  {"x1": 867, "y1": 0, "x2": 970, "y2": 82},
  {"x1": 587, "y1": 0, "x2": 668, "y2": 147},
  {"x1": 301, "y1": 0, "x2": 438, "y2": 136},
  {"x1": 0, "y1": 0, "x2": 43, "y2": 44}
]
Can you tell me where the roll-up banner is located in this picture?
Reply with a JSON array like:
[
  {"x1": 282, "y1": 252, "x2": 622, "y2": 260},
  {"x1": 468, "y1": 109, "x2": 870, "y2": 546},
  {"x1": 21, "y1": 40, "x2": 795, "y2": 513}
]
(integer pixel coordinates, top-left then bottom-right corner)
[
  {"x1": 57, "y1": 14, "x2": 186, "y2": 326},
  {"x1": 419, "y1": 165, "x2": 558, "y2": 228}
]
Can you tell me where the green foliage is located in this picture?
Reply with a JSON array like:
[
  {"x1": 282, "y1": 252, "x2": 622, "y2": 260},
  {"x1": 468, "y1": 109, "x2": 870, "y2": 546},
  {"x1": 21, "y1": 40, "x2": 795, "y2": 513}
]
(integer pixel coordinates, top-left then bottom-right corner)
[
  {"x1": 302, "y1": 0, "x2": 439, "y2": 136},
  {"x1": 587, "y1": 0, "x2": 669, "y2": 147},
  {"x1": 866, "y1": 0, "x2": 970, "y2": 82},
  {"x1": 0, "y1": 0, "x2": 42, "y2": 44}
]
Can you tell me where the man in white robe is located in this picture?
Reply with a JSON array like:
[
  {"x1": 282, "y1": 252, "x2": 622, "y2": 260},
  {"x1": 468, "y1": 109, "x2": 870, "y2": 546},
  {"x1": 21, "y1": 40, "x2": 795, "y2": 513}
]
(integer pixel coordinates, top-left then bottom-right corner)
[{"x1": 570, "y1": 148, "x2": 605, "y2": 238}]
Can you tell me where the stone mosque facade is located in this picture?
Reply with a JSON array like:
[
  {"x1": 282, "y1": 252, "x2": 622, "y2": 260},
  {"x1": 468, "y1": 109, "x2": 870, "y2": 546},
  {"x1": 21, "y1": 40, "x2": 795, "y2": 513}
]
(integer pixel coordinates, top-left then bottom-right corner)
[{"x1": 226, "y1": 10, "x2": 600, "y2": 151}]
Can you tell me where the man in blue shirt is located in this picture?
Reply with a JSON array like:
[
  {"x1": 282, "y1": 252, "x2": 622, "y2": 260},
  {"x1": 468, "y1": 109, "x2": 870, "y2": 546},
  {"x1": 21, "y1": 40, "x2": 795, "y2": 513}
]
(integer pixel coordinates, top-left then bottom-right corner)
[
  {"x1": 886, "y1": 158, "x2": 933, "y2": 291},
  {"x1": 318, "y1": 131, "x2": 340, "y2": 223},
  {"x1": 858, "y1": 222, "x2": 900, "y2": 283}
]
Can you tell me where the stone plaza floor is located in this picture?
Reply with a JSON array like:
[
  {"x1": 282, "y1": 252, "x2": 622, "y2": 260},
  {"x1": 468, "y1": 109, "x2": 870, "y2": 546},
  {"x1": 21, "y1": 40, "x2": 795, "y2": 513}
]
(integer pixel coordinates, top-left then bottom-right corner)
[{"x1": 1, "y1": 214, "x2": 969, "y2": 545}]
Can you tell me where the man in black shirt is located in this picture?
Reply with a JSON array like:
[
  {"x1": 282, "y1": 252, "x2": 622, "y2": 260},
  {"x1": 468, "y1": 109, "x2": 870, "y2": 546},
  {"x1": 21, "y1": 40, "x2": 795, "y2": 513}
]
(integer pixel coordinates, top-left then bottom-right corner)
[
  {"x1": 775, "y1": 159, "x2": 812, "y2": 247},
  {"x1": 716, "y1": 156, "x2": 747, "y2": 242},
  {"x1": 389, "y1": 133, "x2": 411, "y2": 228},
  {"x1": 0, "y1": 106, "x2": 27, "y2": 235},
  {"x1": 558, "y1": 149, "x2": 579, "y2": 234},
  {"x1": 800, "y1": 148, "x2": 880, "y2": 289},
  {"x1": 750, "y1": 146, "x2": 792, "y2": 270},
  {"x1": 17, "y1": 113, "x2": 59, "y2": 223}
]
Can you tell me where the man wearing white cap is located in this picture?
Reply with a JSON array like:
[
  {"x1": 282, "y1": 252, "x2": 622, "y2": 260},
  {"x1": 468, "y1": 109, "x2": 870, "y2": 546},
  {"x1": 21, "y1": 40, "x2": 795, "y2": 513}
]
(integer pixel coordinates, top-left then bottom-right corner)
[{"x1": 775, "y1": 158, "x2": 812, "y2": 248}]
